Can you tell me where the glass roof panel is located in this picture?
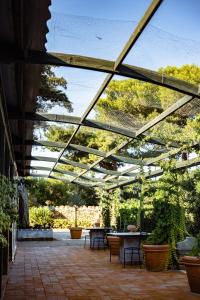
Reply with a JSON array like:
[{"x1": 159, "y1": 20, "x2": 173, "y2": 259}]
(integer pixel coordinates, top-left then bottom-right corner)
[
  {"x1": 124, "y1": 0, "x2": 200, "y2": 73},
  {"x1": 56, "y1": 163, "x2": 84, "y2": 175},
  {"x1": 31, "y1": 145, "x2": 61, "y2": 159},
  {"x1": 51, "y1": 172, "x2": 75, "y2": 181},
  {"x1": 29, "y1": 170, "x2": 50, "y2": 176},
  {"x1": 36, "y1": 67, "x2": 107, "y2": 118},
  {"x1": 33, "y1": 121, "x2": 78, "y2": 142},
  {"x1": 30, "y1": 160, "x2": 55, "y2": 169},
  {"x1": 86, "y1": 75, "x2": 185, "y2": 134},
  {"x1": 75, "y1": 125, "x2": 128, "y2": 151},
  {"x1": 47, "y1": 0, "x2": 151, "y2": 60},
  {"x1": 62, "y1": 147, "x2": 100, "y2": 165},
  {"x1": 147, "y1": 97, "x2": 200, "y2": 146},
  {"x1": 116, "y1": 140, "x2": 170, "y2": 159},
  {"x1": 84, "y1": 171, "x2": 105, "y2": 180}
]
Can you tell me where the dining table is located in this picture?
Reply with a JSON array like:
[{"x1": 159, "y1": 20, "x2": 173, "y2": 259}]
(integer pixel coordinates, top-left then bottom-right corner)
[{"x1": 107, "y1": 232, "x2": 149, "y2": 264}]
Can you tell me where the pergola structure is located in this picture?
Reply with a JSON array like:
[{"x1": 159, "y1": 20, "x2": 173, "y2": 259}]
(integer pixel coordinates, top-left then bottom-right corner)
[
  {"x1": 1, "y1": 0, "x2": 200, "y2": 192},
  {"x1": 0, "y1": 0, "x2": 200, "y2": 297}
]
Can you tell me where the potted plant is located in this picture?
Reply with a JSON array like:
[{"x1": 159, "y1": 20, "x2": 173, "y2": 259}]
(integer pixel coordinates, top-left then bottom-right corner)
[
  {"x1": 69, "y1": 194, "x2": 84, "y2": 239},
  {"x1": 181, "y1": 233, "x2": 200, "y2": 294},
  {"x1": 142, "y1": 161, "x2": 187, "y2": 271}
]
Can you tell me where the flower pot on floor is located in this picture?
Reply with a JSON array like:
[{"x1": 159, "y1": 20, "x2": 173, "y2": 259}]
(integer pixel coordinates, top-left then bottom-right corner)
[
  {"x1": 143, "y1": 244, "x2": 169, "y2": 271},
  {"x1": 69, "y1": 227, "x2": 82, "y2": 239},
  {"x1": 181, "y1": 256, "x2": 200, "y2": 294}
]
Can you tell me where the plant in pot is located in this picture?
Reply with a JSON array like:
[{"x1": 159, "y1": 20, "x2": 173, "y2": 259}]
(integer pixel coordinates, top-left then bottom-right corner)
[
  {"x1": 69, "y1": 194, "x2": 84, "y2": 239},
  {"x1": 181, "y1": 233, "x2": 200, "y2": 294},
  {"x1": 143, "y1": 161, "x2": 187, "y2": 271}
]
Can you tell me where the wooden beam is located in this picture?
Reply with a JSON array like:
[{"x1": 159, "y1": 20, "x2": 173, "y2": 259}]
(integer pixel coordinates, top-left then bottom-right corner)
[{"x1": 1, "y1": 48, "x2": 200, "y2": 98}]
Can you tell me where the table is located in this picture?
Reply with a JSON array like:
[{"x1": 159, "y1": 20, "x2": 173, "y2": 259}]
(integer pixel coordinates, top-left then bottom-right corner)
[
  {"x1": 86, "y1": 227, "x2": 111, "y2": 249},
  {"x1": 107, "y1": 232, "x2": 149, "y2": 264}
]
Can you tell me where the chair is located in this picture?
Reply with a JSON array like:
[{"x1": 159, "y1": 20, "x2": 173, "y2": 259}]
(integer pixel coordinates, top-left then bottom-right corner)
[
  {"x1": 84, "y1": 234, "x2": 90, "y2": 248},
  {"x1": 91, "y1": 231, "x2": 107, "y2": 250},
  {"x1": 107, "y1": 236, "x2": 120, "y2": 262},
  {"x1": 123, "y1": 232, "x2": 147, "y2": 268},
  {"x1": 92, "y1": 236, "x2": 106, "y2": 249}
]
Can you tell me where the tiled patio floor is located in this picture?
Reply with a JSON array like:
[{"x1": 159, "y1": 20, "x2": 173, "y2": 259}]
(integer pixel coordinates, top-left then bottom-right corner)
[{"x1": 4, "y1": 234, "x2": 200, "y2": 300}]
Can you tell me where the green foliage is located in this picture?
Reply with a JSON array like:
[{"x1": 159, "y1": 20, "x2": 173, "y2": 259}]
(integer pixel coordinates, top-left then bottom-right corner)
[
  {"x1": 37, "y1": 65, "x2": 72, "y2": 112},
  {"x1": 53, "y1": 219, "x2": 72, "y2": 229},
  {"x1": 25, "y1": 178, "x2": 99, "y2": 207},
  {"x1": 97, "y1": 65, "x2": 200, "y2": 146},
  {"x1": 146, "y1": 161, "x2": 187, "y2": 268},
  {"x1": 29, "y1": 206, "x2": 53, "y2": 229},
  {"x1": 191, "y1": 233, "x2": 200, "y2": 257},
  {"x1": 0, "y1": 175, "x2": 18, "y2": 245},
  {"x1": 97, "y1": 189, "x2": 112, "y2": 227},
  {"x1": 45, "y1": 125, "x2": 125, "y2": 170}
]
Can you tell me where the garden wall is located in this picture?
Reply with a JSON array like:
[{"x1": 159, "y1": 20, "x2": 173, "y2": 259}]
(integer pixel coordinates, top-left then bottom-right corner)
[{"x1": 53, "y1": 205, "x2": 101, "y2": 228}]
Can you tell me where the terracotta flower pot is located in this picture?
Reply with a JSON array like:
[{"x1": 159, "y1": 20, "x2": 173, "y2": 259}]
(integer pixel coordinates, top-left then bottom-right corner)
[
  {"x1": 127, "y1": 225, "x2": 137, "y2": 232},
  {"x1": 143, "y1": 244, "x2": 169, "y2": 271},
  {"x1": 70, "y1": 227, "x2": 82, "y2": 239},
  {"x1": 181, "y1": 256, "x2": 200, "y2": 294}
]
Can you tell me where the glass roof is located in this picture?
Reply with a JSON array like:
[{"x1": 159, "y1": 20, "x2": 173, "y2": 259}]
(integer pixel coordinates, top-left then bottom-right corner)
[
  {"x1": 47, "y1": 0, "x2": 151, "y2": 60},
  {"x1": 124, "y1": 0, "x2": 200, "y2": 70},
  {"x1": 26, "y1": 0, "x2": 200, "y2": 189}
]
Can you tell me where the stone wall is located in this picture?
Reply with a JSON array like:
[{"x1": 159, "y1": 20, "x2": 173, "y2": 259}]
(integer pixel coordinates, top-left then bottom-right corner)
[{"x1": 53, "y1": 205, "x2": 101, "y2": 227}]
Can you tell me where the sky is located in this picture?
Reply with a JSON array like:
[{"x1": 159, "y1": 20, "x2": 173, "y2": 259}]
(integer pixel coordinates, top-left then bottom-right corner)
[{"x1": 31, "y1": 0, "x2": 200, "y2": 174}]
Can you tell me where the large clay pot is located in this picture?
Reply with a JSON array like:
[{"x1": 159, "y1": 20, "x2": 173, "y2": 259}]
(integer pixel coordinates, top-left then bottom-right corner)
[
  {"x1": 143, "y1": 244, "x2": 169, "y2": 271},
  {"x1": 127, "y1": 224, "x2": 137, "y2": 232},
  {"x1": 181, "y1": 256, "x2": 200, "y2": 294},
  {"x1": 70, "y1": 227, "x2": 82, "y2": 239}
]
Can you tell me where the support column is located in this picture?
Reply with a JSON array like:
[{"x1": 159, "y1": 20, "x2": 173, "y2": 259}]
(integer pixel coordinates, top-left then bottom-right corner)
[
  {"x1": 0, "y1": 123, "x2": 5, "y2": 175},
  {"x1": 0, "y1": 123, "x2": 5, "y2": 298}
]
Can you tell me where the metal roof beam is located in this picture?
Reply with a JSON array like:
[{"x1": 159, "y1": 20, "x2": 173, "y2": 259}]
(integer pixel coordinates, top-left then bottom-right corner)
[
  {"x1": 1, "y1": 49, "x2": 199, "y2": 98},
  {"x1": 107, "y1": 156, "x2": 200, "y2": 189},
  {"x1": 26, "y1": 173, "x2": 102, "y2": 187},
  {"x1": 14, "y1": 139, "x2": 147, "y2": 165},
  {"x1": 9, "y1": 112, "x2": 173, "y2": 147},
  {"x1": 17, "y1": 155, "x2": 136, "y2": 176}
]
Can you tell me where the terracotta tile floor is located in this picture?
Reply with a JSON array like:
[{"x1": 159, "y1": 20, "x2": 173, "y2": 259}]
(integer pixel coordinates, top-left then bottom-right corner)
[{"x1": 4, "y1": 239, "x2": 200, "y2": 300}]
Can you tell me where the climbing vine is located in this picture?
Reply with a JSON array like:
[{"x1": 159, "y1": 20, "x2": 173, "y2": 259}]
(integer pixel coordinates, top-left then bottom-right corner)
[
  {"x1": 146, "y1": 160, "x2": 187, "y2": 268},
  {"x1": 0, "y1": 175, "x2": 18, "y2": 245}
]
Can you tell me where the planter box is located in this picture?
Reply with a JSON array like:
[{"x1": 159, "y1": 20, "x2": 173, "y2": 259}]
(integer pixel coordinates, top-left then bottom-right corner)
[{"x1": 17, "y1": 229, "x2": 53, "y2": 241}]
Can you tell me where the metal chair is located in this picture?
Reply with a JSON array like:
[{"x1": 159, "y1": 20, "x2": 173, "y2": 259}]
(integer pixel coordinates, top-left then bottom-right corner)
[
  {"x1": 84, "y1": 234, "x2": 90, "y2": 248},
  {"x1": 92, "y1": 236, "x2": 106, "y2": 250},
  {"x1": 123, "y1": 232, "x2": 147, "y2": 268},
  {"x1": 90, "y1": 230, "x2": 107, "y2": 250}
]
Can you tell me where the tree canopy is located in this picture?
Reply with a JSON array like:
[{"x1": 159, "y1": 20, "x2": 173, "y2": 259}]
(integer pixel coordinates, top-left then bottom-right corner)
[
  {"x1": 25, "y1": 177, "x2": 99, "y2": 207},
  {"x1": 37, "y1": 65, "x2": 73, "y2": 112},
  {"x1": 44, "y1": 64, "x2": 200, "y2": 173}
]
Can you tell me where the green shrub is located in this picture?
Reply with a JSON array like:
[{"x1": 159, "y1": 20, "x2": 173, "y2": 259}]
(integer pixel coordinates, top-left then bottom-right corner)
[
  {"x1": 53, "y1": 217, "x2": 92, "y2": 229},
  {"x1": 29, "y1": 206, "x2": 53, "y2": 228},
  {"x1": 53, "y1": 219, "x2": 73, "y2": 229}
]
